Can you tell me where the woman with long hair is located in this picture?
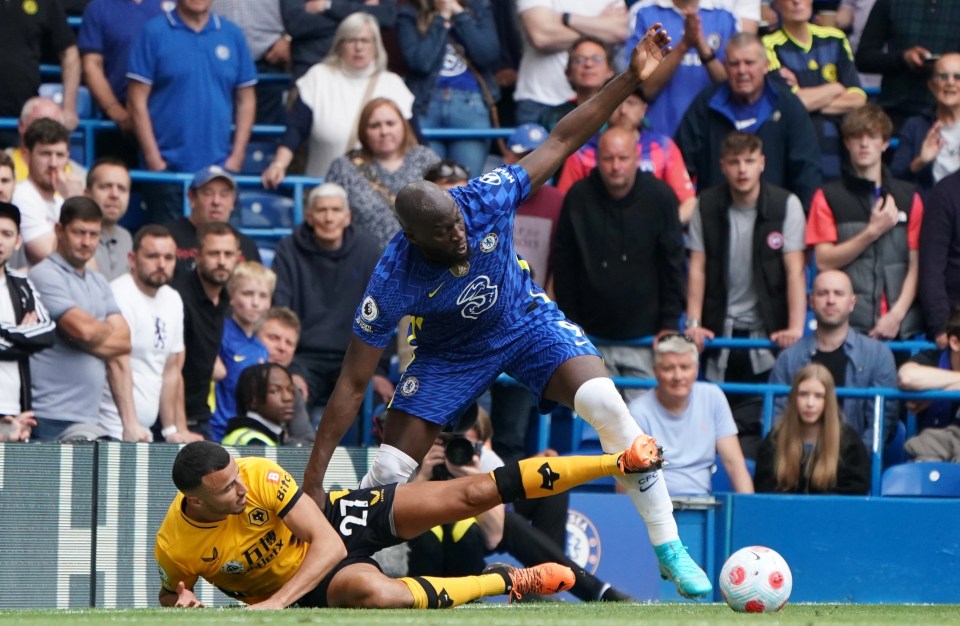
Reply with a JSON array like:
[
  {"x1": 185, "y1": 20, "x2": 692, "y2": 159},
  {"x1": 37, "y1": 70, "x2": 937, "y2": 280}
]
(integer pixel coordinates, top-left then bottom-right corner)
[{"x1": 754, "y1": 363, "x2": 870, "y2": 494}]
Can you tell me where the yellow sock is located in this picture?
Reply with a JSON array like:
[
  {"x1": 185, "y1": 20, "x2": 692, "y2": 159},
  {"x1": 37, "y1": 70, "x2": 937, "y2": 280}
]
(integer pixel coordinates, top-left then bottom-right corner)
[
  {"x1": 492, "y1": 453, "x2": 621, "y2": 502},
  {"x1": 399, "y1": 573, "x2": 507, "y2": 608}
]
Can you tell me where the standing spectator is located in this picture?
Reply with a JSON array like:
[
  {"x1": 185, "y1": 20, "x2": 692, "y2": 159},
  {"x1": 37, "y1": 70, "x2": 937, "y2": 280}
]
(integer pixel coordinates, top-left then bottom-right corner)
[
  {"x1": 210, "y1": 262, "x2": 274, "y2": 442},
  {"x1": 891, "y1": 53, "x2": 960, "y2": 197},
  {"x1": 168, "y1": 166, "x2": 261, "y2": 278},
  {"x1": 213, "y1": 0, "x2": 291, "y2": 125},
  {"x1": 806, "y1": 104, "x2": 924, "y2": 341},
  {"x1": 11, "y1": 119, "x2": 85, "y2": 266},
  {"x1": 553, "y1": 126, "x2": 686, "y2": 395},
  {"x1": 28, "y1": 197, "x2": 146, "y2": 441},
  {"x1": 755, "y1": 363, "x2": 870, "y2": 494},
  {"x1": 0, "y1": 203, "x2": 54, "y2": 440},
  {"x1": 768, "y1": 270, "x2": 899, "y2": 450},
  {"x1": 281, "y1": 0, "x2": 397, "y2": 80},
  {"x1": 127, "y1": 0, "x2": 257, "y2": 224},
  {"x1": 675, "y1": 33, "x2": 822, "y2": 208},
  {"x1": 763, "y1": 0, "x2": 866, "y2": 180},
  {"x1": 0, "y1": 0, "x2": 80, "y2": 147},
  {"x1": 629, "y1": 333, "x2": 754, "y2": 496},
  {"x1": 171, "y1": 222, "x2": 240, "y2": 439},
  {"x1": 262, "y1": 13, "x2": 415, "y2": 184},
  {"x1": 919, "y1": 168, "x2": 960, "y2": 348},
  {"x1": 897, "y1": 305, "x2": 960, "y2": 434},
  {"x1": 85, "y1": 158, "x2": 133, "y2": 281},
  {"x1": 685, "y1": 132, "x2": 807, "y2": 453},
  {"x1": 257, "y1": 307, "x2": 317, "y2": 443},
  {"x1": 626, "y1": 0, "x2": 738, "y2": 138},
  {"x1": 835, "y1": 0, "x2": 879, "y2": 89},
  {"x1": 0, "y1": 154, "x2": 15, "y2": 203},
  {"x1": 514, "y1": 0, "x2": 629, "y2": 124},
  {"x1": 854, "y1": 0, "x2": 960, "y2": 130},
  {"x1": 78, "y1": 0, "x2": 165, "y2": 164},
  {"x1": 97, "y1": 225, "x2": 199, "y2": 443},
  {"x1": 538, "y1": 37, "x2": 616, "y2": 133},
  {"x1": 7, "y1": 97, "x2": 86, "y2": 184},
  {"x1": 397, "y1": 0, "x2": 500, "y2": 180},
  {"x1": 326, "y1": 98, "x2": 440, "y2": 250},
  {"x1": 272, "y1": 183, "x2": 383, "y2": 416}
]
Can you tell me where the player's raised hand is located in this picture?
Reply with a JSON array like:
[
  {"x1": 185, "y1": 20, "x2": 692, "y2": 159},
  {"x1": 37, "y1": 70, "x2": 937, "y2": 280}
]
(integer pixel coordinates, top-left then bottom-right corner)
[
  {"x1": 174, "y1": 581, "x2": 204, "y2": 608},
  {"x1": 629, "y1": 23, "x2": 672, "y2": 82}
]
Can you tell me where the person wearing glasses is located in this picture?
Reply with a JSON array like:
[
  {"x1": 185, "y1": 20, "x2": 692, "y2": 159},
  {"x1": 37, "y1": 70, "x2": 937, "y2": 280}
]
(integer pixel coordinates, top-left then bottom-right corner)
[
  {"x1": 629, "y1": 333, "x2": 754, "y2": 496},
  {"x1": 537, "y1": 37, "x2": 616, "y2": 134},
  {"x1": 891, "y1": 53, "x2": 960, "y2": 198}
]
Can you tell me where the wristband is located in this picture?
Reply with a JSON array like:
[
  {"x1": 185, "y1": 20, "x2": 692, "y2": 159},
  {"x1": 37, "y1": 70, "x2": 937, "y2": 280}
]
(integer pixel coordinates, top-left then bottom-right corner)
[
  {"x1": 699, "y1": 50, "x2": 717, "y2": 64},
  {"x1": 685, "y1": 318, "x2": 702, "y2": 329},
  {"x1": 161, "y1": 425, "x2": 178, "y2": 438},
  {"x1": 561, "y1": 12, "x2": 572, "y2": 28}
]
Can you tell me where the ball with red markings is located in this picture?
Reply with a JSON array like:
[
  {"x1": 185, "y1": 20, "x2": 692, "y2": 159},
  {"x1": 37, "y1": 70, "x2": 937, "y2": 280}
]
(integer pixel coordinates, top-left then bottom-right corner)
[{"x1": 719, "y1": 546, "x2": 792, "y2": 613}]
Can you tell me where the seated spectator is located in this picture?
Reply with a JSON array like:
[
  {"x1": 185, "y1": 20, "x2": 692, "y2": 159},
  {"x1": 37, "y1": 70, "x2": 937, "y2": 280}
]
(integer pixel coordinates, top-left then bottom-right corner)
[
  {"x1": 625, "y1": 0, "x2": 737, "y2": 138},
  {"x1": 891, "y1": 53, "x2": 960, "y2": 197},
  {"x1": 257, "y1": 307, "x2": 317, "y2": 444},
  {"x1": 763, "y1": 0, "x2": 866, "y2": 179},
  {"x1": 271, "y1": 183, "x2": 384, "y2": 416},
  {"x1": 897, "y1": 305, "x2": 960, "y2": 433},
  {"x1": 675, "y1": 32, "x2": 822, "y2": 208},
  {"x1": 127, "y1": 0, "x2": 257, "y2": 225},
  {"x1": 222, "y1": 363, "x2": 295, "y2": 446},
  {"x1": 0, "y1": 153, "x2": 14, "y2": 203},
  {"x1": 168, "y1": 166, "x2": 260, "y2": 278},
  {"x1": 85, "y1": 158, "x2": 134, "y2": 281},
  {"x1": 806, "y1": 104, "x2": 924, "y2": 341},
  {"x1": 920, "y1": 167, "x2": 960, "y2": 348},
  {"x1": 537, "y1": 36, "x2": 615, "y2": 133},
  {"x1": 768, "y1": 270, "x2": 899, "y2": 450},
  {"x1": 325, "y1": 98, "x2": 440, "y2": 250},
  {"x1": 263, "y1": 13, "x2": 415, "y2": 185},
  {"x1": 628, "y1": 333, "x2": 754, "y2": 496},
  {"x1": 0, "y1": 202, "x2": 54, "y2": 440},
  {"x1": 11, "y1": 119, "x2": 85, "y2": 265},
  {"x1": 210, "y1": 262, "x2": 274, "y2": 442},
  {"x1": 755, "y1": 363, "x2": 870, "y2": 494},
  {"x1": 396, "y1": 0, "x2": 500, "y2": 179},
  {"x1": 556, "y1": 91, "x2": 696, "y2": 222},
  {"x1": 6, "y1": 97, "x2": 86, "y2": 184}
]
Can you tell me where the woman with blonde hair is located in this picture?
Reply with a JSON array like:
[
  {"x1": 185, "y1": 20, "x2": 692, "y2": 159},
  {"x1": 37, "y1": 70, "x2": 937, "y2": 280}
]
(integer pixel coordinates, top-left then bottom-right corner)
[{"x1": 754, "y1": 363, "x2": 870, "y2": 494}]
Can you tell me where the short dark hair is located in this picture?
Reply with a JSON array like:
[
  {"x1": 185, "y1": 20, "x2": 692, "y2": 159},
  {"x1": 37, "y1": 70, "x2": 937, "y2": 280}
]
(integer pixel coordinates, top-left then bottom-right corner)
[
  {"x1": 262, "y1": 307, "x2": 301, "y2": 337},
  {"x1": 0, "y1": 202, "x2": 21, "y2": 232},
  {"x1": 196, "y1": 221, "x2": 238, "y2": 250},
  {"x1": 171, "y1": 441, "x2": 231, "y2": 492},
  {"x1": 86, "y1": 156, "x2": 129, "y2": 190},
  {"x1": 721, "y1": 131, "x2": 763, "y2": 157},
  {"x1": 132, "y1": 224, "x2": 173, "y2": 251},
  {"x1": 236, "y1": 363, "x2": 291, "y2": 417},
  {"x1": 59, "y1": 196, "x2": 102, "y2": 227},
  {"x1": 24, "y1": 118, "x2": 70, "y2": 151}
]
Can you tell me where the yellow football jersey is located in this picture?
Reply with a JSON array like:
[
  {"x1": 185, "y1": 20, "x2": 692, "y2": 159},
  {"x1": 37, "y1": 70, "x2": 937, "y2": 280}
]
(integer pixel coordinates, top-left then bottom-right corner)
[{"x1": 154, "y1": 457, "x2": 309, "y2": 604}]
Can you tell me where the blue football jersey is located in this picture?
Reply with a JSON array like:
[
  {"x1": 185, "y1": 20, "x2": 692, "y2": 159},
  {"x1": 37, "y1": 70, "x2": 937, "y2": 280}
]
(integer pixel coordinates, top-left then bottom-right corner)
[{"x1": 353, "y1": 164, "x2": 557, "y2": 356}]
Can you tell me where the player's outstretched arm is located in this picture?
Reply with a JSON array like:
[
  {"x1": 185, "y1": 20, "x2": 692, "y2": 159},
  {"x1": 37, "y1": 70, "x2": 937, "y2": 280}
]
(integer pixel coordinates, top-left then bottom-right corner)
[
  {"x1": 245, "y1": 492, "x2": 347, "y2": 610},
  {"x1": 519, "y1": 23, "x2": 672, "y2": 191},
  {"x1": 303, "y1": 336, "x2": 385, "y2": 505},
  {"x1": 159, "y1": 581, "x2": 204, "y2": 608}
]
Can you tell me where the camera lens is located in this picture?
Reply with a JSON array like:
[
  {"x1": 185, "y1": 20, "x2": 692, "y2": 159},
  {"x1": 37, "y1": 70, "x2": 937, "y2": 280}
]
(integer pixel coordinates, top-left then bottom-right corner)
[{"x1": 444, "y1": 436, "x2": 477, "y2": 466}]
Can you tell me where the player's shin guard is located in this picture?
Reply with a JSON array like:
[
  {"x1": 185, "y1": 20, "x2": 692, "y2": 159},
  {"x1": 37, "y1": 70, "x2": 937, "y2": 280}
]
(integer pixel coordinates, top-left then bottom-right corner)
[
  {"x1": 398, "y1": 574, "x2": 506, "y2": 609},
  {"x1": 574, "y1": 377, "x2": 679, "y2": 546},
  {"x1": 492, "y1": 454, "x2": 621, "y2": 503},
  {"x1": 360, "y1": 444, "x2": 419, "y2": 488}
]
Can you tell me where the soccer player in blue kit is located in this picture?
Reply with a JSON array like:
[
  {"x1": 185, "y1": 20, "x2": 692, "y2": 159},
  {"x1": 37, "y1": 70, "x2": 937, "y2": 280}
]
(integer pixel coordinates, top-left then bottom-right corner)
[{"x1": 303, "y1": 24, "x2": 713, "y2": 598}]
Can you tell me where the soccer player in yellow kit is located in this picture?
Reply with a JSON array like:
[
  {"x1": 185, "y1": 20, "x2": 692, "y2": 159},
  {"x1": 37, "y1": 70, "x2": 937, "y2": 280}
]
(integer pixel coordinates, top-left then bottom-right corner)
[{"x1": 155, "y1": 436, "x2": 663, "y2": 609}]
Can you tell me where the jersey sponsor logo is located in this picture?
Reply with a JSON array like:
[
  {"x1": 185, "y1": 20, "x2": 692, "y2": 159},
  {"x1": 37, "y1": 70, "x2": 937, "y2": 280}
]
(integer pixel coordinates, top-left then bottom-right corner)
[
  {"x1": 247, "y1": 508, "x2": 269, "y2": 527},
  {"x1": 479, "y1": 171, "x2": 502, "y2": 186},
  {"x1": 360, "y1": 296, "x2": 379, "y2": 322},
  {"x1": 479, "y1": 233, "x2": 499, "y2": 253},
  {"x1": 428, "y1": 282, "x2": 444, "y2": 298},
  {"x1": 201, "y1": 547, "x2": 219, "y2": 563},
  {"x1": 456, "y1": 275, "x2": 499, "y2": 319},
  {"x1": 399, "y1": 376, "x2": 419, "y2": 397},
  {"x1": 221, "y1": 560, "x2": 245, "y2": 575},
  {"x1": 566, "y1": 509, "x2": 601, "y2": 574},
  {"x1": 266, "y1": 471, "x2": 280, "y2": 484},
  {"x1": 216, "y1": 45, "x2": 231, "y2": 61},
  {"x1": 766, "y1": 231, "x2": 784, "y2": 250},
  {"x1": 240, "y1": 529, "x2": 283, "y2": 569},
  {"x1": 277, "y1": 473, "x2": 292, "y2": 502}
]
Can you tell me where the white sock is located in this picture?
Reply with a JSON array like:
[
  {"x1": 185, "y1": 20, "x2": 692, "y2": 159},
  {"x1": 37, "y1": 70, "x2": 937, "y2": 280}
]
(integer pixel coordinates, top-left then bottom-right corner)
[
  {"x1": 574, "y1": 377, "x2": 679, "y2": 546},
  {"x1": 360, "y1": 444, "x2": 419, "y2": 488}
]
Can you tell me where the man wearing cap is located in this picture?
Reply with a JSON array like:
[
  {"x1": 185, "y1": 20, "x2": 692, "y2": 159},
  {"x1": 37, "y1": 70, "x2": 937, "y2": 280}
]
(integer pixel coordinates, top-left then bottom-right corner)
[
  {"x1": 0, "y1": 202, "x2": 55, "y2": 442},
  {"x1": 168, "y1": 165, "x2": 261, "y2": 280}
]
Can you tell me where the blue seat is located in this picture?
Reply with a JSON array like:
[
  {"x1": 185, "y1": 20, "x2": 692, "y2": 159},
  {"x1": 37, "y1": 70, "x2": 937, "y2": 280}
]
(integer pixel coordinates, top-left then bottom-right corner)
[
  {"x1": 240, "y1": 140, "x2": 279, "y2": 175},
  {"x1": 711, "y1": 455, "x2": 756, "y2": 494},
  {"x1": 883, "y1": 421, "x2": 907, "y2": 468},
  {"x1": 39, "y1": 83, "x2": 94, "y2": 119},
  {"x1": 235, "y1": 191, "x2": 294, "y2": 228},
  {"x1": 880, "y1": 462, "x2": 960, "y2": 497}
]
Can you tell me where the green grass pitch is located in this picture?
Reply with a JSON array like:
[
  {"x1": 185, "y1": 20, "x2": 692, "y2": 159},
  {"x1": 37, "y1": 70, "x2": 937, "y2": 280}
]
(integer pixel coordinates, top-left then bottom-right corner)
[{"x1": 1, "y1": 604, "x2": 958, "y2": 625}]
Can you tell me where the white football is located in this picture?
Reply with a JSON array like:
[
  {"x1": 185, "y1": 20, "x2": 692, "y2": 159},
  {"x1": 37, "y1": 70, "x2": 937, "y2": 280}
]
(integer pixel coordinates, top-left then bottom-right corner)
[{"x1": 719, "y1": 545, "x2": 792, "y2": 613}]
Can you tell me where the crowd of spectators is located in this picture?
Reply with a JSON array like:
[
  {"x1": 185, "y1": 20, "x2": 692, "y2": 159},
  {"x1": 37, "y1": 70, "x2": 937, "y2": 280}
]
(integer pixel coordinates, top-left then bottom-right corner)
[{"x1": 3, "y1": 0, "x2": 960, "y2": 494}]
